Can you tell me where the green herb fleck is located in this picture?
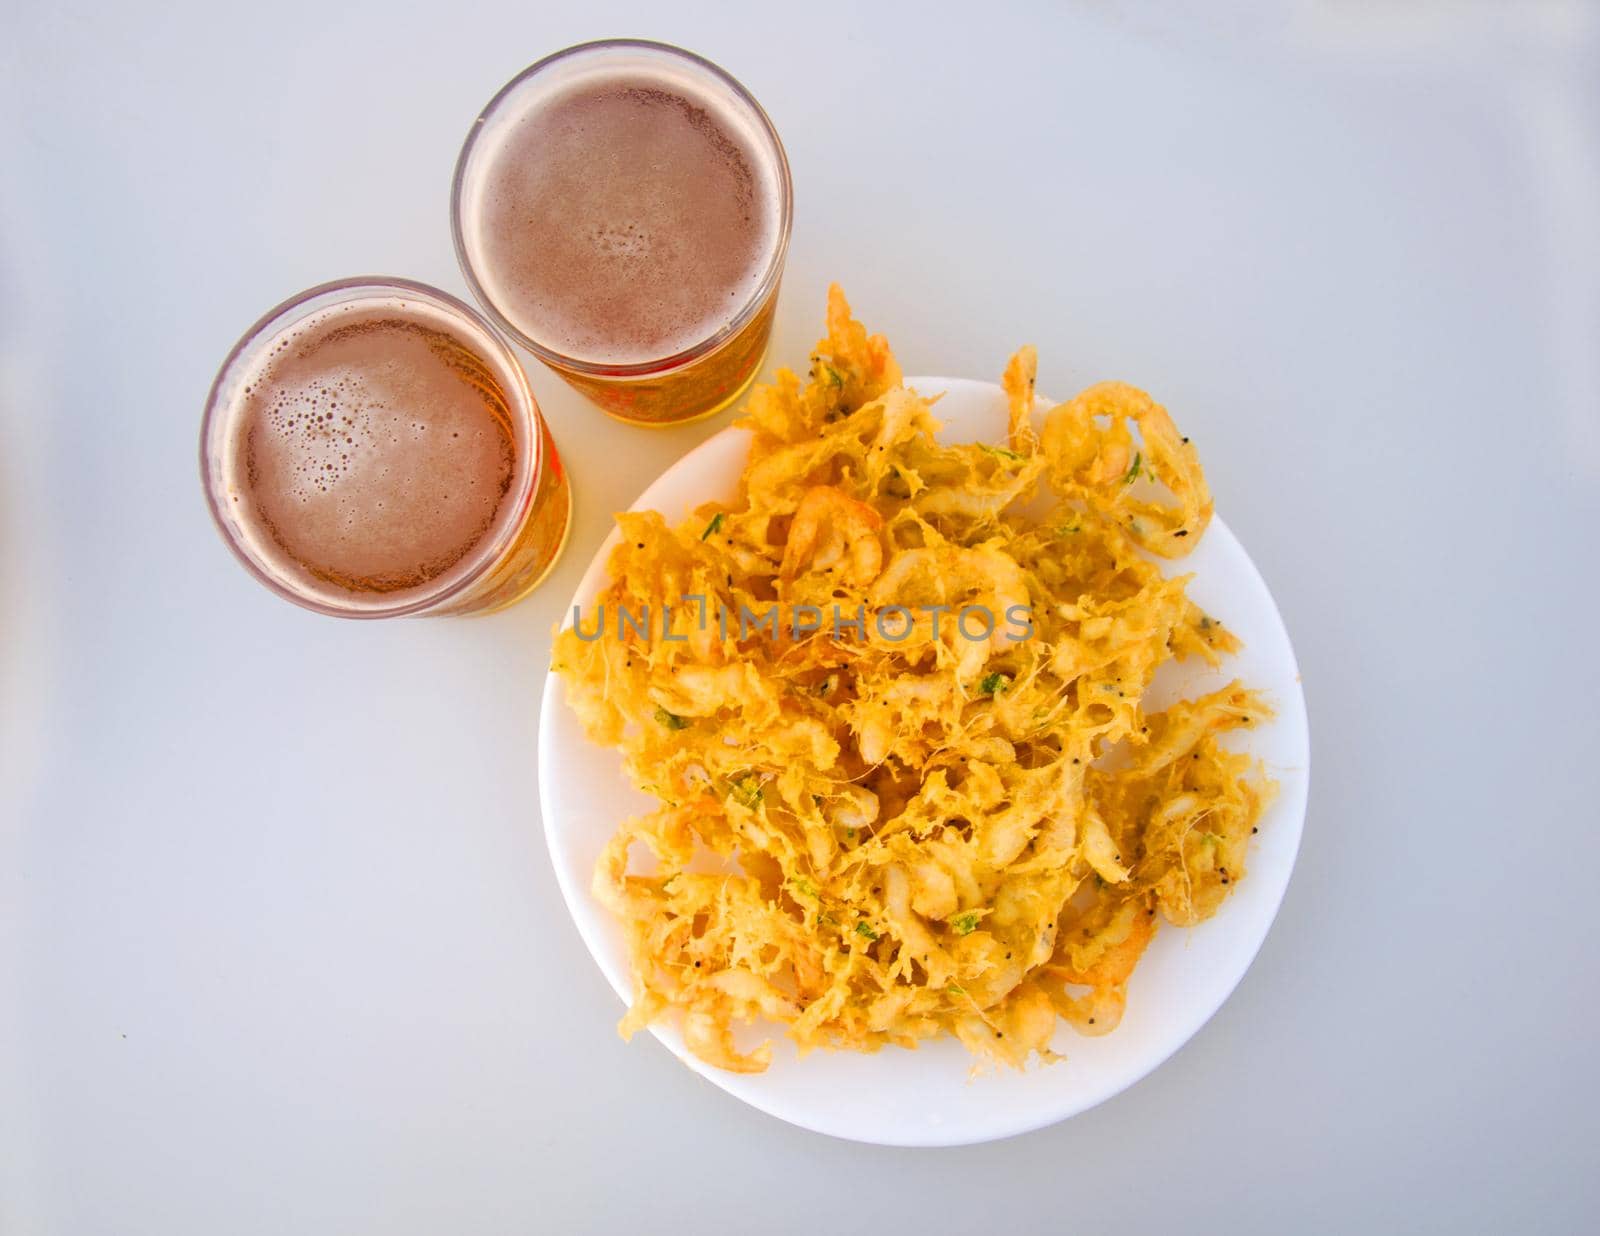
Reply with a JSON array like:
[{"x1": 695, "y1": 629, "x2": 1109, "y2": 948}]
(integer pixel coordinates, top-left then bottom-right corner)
[
  {"x1": 950, "y1": 911, "x2": 982, "y2": 936},
  {"x1": 980, "y1": 672, "x2": 1011, "y2": 695},
  {"x1": 729, "y1": 775, "x2": 763, "y2": 808},
  {"x1": 700, "y1": 512, "x2": 724, "y2": 541},
  {"x1": 1124, "y1": 452, "x2": 1142, "y2": 485},
  {"x1": 789, "y1": 877, "x2": 819, "y2": 901},
  {"x1": 653, "y1": 707, "x2": 689, "y2": 731},
  {"x1": 979, "y1": 443, "x2": 1025, "y2": 463},
  {"x1": 947, "y1": 984, "x2": 966, "y2": 996},
  {"x1": 854, "y1": 921, "x2": 879, "y2": 942}
]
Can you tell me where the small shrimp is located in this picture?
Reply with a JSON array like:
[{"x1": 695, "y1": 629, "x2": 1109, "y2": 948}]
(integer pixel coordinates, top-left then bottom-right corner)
[
  {"x1": 1040, "y1": 381, "x2": 1214, "y2": 556},
  {"x1": 682, "y1": 996, "x2": 772, "y2": 1073},
  {"x1": 907, "y1": 855, "x2": 959, "y2": 920},
  {"x1": 1001, "y1": 344, "x2": 1038, "y2": 454},
  {"x1": 856, "y1": 712, "x2": 894, "y2": 767},
  {"x1": 854, "y1": 676, "x2": 951, "y2": 765},
  {"x1": 661, "y1": 663, "x2": 780, "y2": 720},
  {"x1": 1050, "y1": 981, "x2": 1127, "y2": 1037},
  {"x1": 882, "y1": 864, "x2": 952, "y2": 985},
  {"x1": 705, "y1": 968, "x2": 800, "y2": 1022},
  {"x1": 950, "y1": 982, "x2": 1060, "y2": 1070},
  {"x1": 780, "y1": 485, "x2": 884, "y2": 586},
  {"x1": 1080, "y1": 803, "x2": 1131, "y2": 884},
  {"x1": 1042, "y1": 902, "x2": 1155, "y2": 1036},
  {"x1": 821, "y1": 784, "x2": 880, "y2": 831},
  {"x1": 1131, "y1": 683, "x2": 1269, "y2": 774},
  {"x1": 870, "y1": 387, "x2": 939, "y2": 457},
  {"x1": 679, "y1": 970, "x2": 798, "y2": 1074},
  {"x1": 868, "y1": 543, "x2": 1030, "y2": 674}
]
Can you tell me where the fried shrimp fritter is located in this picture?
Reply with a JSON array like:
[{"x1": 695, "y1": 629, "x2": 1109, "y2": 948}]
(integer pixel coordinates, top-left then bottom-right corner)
[{"x1": 553, "y1": 287, "x2": 1273, "y2": 1073}]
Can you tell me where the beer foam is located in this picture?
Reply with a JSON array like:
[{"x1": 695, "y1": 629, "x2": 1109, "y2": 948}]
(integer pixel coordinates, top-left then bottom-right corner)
[
  {"x1": 468, "y1": 72, "x2": 782, "y2": 365},
  {"x1": 231, "y1": 304, "x2": 516, "y2": 597}
]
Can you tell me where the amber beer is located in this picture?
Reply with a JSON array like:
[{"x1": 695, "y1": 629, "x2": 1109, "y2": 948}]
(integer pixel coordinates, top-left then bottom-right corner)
[
  {"x1": 452, "y1": 40, "x2": 793, "y2": 425},
  {"x1": 201, "y1": 278, "x2": 571, "y2": 617}
]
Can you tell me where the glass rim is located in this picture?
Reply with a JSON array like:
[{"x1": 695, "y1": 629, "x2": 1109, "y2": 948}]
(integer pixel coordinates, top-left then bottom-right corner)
[
  {"x1": 449, "y1": 38, "x2": 794, "y2": 379},
  {"x1": 198, "y1": 275, "x2": 543, "y2": 619}
]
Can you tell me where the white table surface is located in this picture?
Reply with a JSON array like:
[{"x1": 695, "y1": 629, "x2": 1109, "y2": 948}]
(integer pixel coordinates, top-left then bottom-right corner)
[{"x1": 3, "y1": 2, "x2": 1597, "y2": 1232}]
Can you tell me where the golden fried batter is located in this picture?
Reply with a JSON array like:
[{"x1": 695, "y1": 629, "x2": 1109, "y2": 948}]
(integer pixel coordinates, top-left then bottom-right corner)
[{"x1": 553, "y1": 287, "x2": 1273, "y2": 1073}]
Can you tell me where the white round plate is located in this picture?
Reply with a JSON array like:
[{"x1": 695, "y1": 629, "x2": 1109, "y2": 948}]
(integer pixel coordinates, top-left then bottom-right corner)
[{"x1": 538, "y1": 377, "x2": 1310, "y2": 1146}]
